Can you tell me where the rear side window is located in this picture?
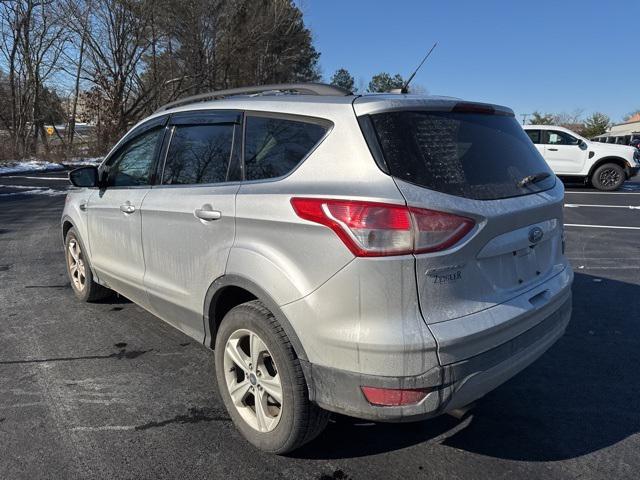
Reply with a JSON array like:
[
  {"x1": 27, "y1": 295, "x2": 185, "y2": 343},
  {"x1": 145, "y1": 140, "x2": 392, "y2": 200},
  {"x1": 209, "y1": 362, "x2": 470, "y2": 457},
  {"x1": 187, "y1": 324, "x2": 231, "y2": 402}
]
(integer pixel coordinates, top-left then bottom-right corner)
[
  {"x1": 244, "y1": 116, "x2": 327, "y2": 181},
  {"x1": 369, "y1": 111, "x2": 555, "y2": 200},
  {"x1": 163, "y1": 124, "x2": 234, "y2": 185}
]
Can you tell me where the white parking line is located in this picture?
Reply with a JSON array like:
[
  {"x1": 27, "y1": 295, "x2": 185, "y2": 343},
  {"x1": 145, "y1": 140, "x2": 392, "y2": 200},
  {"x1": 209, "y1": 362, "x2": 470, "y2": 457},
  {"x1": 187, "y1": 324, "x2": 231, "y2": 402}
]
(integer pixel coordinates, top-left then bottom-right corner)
[
  {"x1": 565, "y1": 204, "x2": 640, "y2": 209},
  {"x1": 565, "y1": 223, "x2": 640, "y2": 230},
  {"x1": 565, "y1": 191, "x2": 640, "y2": 195},
  {"x1": 1, "y1": 176, "x2": 67, "y2": 180}
]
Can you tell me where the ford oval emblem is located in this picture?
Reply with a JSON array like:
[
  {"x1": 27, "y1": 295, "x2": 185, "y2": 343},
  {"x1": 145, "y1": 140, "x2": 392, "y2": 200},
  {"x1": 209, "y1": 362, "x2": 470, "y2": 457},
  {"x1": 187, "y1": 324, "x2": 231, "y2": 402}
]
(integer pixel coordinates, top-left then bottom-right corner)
[{"x1": 528, "y1": 227, "x2": 544, "y2": 244}]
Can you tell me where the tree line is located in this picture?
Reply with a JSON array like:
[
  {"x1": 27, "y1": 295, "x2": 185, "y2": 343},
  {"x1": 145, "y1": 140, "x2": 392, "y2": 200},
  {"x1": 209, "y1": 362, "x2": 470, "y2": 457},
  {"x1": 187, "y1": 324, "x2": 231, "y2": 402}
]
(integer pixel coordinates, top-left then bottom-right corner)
[
  {"x1": 527, "y1": 110, "x2": 612, "y2": 139},
  {"x1": 0, "y1": 0, "x2": 423, "y2": 162},
  {"x1": 2, "y1": 0, "x2": 623, "y2": 161},
  {"x1": 0, "y1": 0, "x2": 322, "y2": 159}
]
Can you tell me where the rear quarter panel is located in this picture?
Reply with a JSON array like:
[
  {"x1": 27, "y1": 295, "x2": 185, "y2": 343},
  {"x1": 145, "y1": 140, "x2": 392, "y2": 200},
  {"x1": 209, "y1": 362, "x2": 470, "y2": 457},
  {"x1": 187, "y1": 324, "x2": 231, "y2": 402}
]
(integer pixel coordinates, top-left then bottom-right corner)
[{"x1": 227, "y1": 102, "x2": 406, "y2": 306}]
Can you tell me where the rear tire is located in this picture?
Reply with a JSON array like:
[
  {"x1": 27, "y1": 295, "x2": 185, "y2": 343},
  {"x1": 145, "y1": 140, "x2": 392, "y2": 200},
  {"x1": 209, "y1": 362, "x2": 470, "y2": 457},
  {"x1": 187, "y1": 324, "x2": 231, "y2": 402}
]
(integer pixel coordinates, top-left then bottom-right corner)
[
  {"x1": 591, "y1": 163, "x2": 625, "y2": 191},
  {"x1": 64, "y1": 227, "x2": 112, "y2": 302},
  {"x1": 214, "y1": 300, "x2": 329, "y2": 454}
]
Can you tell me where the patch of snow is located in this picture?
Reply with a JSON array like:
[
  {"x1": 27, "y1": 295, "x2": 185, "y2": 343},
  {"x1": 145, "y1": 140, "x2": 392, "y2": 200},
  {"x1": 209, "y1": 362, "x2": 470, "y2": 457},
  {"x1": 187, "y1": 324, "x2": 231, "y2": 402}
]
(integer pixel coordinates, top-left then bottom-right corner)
[
  {"x1": 64, "y1": 157, "x2": 103, "y2": 167},
  {"x1": 0, "y1": 157, "x2": 103, "y2": 175},
  {"x1": 0, "y1": 160, "x2": 65, "y2": 175}
]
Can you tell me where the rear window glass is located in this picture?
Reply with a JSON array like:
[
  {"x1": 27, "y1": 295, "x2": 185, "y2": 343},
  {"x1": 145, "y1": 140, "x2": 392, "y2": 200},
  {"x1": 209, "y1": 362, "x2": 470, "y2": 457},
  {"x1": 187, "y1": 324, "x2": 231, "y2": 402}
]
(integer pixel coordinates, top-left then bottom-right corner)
[
  {"x1": 369, "y1": 111, "x2": 555, "y2": 200},
  {"x1": 244, "y1": 116, "x2": 327, "y2": 181}
]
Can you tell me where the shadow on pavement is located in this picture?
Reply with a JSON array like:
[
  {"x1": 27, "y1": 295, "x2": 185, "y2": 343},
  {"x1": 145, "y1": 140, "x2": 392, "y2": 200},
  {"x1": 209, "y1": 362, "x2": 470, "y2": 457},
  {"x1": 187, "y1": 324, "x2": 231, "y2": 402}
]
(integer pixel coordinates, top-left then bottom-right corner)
[
  {"x1": 295, "y1": 272, "x2": 640, "y2": 461},
  {"x1": 561, "y1": 177, "x2": 640, "y2": 192}
]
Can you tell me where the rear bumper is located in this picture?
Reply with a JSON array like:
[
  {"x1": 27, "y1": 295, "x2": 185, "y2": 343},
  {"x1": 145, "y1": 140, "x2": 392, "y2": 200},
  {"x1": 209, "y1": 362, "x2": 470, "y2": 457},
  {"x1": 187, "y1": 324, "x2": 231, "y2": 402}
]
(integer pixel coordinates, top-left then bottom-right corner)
[{"x1": 302, "y1": 284, "x2": 572, "y2": 422}]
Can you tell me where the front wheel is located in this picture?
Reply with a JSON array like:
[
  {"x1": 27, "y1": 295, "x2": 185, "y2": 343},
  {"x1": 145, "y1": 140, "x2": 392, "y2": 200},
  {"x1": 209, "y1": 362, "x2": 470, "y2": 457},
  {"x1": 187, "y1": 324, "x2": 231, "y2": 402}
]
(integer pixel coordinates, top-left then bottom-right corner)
[
  {"x1": 591, "y1": 163, "x2": 625, "y2": 191},
  {"x1": 64, "y1": 227, "x2": 112, "y2": 302},
  {"x1": 214, "y1": 300, "x2": 329, "y2": 454}
]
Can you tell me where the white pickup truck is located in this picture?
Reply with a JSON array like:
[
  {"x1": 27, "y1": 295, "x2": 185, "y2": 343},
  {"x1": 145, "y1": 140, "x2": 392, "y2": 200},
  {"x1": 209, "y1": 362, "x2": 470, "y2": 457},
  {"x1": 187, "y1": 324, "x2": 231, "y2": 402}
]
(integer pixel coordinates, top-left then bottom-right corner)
[{"x1": 523, "y1": 125, "x2": 640, "y2": 191}]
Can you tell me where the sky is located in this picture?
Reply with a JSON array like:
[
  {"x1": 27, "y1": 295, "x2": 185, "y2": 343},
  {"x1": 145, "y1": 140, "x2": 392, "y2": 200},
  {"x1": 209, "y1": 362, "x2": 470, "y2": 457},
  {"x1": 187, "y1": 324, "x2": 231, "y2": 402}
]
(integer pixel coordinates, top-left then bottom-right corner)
[{"x1": 299, "y1": 0, "x2": 640, "y2": 123}]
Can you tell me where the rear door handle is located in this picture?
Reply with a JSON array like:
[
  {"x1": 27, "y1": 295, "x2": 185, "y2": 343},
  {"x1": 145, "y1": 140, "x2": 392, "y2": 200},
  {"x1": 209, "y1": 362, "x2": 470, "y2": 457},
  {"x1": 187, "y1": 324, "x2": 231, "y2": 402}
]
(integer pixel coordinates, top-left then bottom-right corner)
[
  {"x1": 547, "y1": 148, "x2": 559, "y2": 151},
  {"x1": 79, "y1": 203, "x2": 87, "y2": 211},
  {"x1": 194, "y1": 208, "x2": 221, "y2": 221},
  {"x1": 120, "y1": 203, "x2": 135, "y2": 214}
]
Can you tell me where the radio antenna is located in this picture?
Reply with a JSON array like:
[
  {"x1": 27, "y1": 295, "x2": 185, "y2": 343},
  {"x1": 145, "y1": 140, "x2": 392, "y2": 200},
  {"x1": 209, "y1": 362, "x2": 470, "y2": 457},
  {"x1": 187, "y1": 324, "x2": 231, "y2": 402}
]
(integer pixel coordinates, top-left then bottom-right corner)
[{"x1": 401, "y1": 42, "x2": 438, "y2": 94}]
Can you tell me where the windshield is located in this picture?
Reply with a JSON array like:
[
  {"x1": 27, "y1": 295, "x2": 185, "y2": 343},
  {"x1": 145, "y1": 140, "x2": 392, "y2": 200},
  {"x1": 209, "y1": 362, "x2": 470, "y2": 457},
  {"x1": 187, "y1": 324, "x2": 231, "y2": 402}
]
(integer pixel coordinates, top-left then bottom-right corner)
[{"x1": 369, "y1": 110, "x2": 556, "y2": 200}]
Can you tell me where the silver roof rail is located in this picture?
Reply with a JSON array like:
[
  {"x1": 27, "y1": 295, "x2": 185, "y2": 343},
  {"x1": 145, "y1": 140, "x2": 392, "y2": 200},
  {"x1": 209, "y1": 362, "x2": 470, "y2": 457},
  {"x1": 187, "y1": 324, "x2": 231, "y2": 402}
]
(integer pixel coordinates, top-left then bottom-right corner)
[{"x1": 155, "y1": 82, "x2": 352, "y2": 112}]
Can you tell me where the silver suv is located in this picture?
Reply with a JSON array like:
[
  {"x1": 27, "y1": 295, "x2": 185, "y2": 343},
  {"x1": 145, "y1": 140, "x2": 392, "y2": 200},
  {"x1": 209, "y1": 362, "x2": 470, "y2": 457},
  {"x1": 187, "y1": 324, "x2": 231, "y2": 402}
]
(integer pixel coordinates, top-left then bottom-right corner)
[{"x1": 62, "y1": 83, "x2": 573, "y2": 454}]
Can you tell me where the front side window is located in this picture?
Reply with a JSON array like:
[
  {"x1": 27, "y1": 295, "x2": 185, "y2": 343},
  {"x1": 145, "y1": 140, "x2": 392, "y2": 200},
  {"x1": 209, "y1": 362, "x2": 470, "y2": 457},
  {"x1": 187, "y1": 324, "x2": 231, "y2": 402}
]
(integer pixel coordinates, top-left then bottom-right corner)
[
  {"x1": 106, "y1": 128, "x2": 163, "y2": 187},
  {"x1": 546, "y1": 130, "x2": 579, "y2": 146},
  {"x1": 162, "y1": 124, "x2": 234, "y2": 185},
  {"x1": 525, "y1": 129, "x2": 541, "y2": 144},
  {"x1": 244, "y1": 116, "x2": 327, "y2": 181}
]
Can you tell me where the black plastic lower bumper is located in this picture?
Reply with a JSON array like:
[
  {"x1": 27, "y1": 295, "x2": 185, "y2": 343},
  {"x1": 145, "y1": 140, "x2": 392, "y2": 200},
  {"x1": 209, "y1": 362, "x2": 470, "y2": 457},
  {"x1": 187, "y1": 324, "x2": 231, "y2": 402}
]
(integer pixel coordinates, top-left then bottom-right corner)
[{"x1": 301, "y1": 295, "x2": 572, "y2": 422}]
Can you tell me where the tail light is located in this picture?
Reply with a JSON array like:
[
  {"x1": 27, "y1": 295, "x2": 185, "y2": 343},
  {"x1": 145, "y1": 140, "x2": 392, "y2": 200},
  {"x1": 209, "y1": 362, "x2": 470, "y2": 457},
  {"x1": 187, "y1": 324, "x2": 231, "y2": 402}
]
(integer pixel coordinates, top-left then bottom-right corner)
[
  {"x1": 291, "y1": 198, "x2": 474, "y2": 257},
  {"x1": 361, "y1": 386, "x2": 432, "y2": 406}
]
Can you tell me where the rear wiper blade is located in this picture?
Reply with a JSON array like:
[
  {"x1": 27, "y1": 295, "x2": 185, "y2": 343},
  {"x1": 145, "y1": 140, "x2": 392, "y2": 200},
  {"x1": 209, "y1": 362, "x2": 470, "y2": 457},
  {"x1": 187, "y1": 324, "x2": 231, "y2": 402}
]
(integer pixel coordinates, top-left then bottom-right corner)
[{"x1": 517, "y1": 172, "x2": 551, "y2": 188}]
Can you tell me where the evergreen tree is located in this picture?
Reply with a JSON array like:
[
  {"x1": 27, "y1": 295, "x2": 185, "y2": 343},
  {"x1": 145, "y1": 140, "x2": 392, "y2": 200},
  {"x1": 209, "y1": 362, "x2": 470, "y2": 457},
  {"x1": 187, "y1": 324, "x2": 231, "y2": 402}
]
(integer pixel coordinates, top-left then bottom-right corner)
[
  {"x1": 367, "y1": 72, "x2": 405, "y2": 93},
  {"x1": 330, "y1": 68, "x2": 355, "y2": 93},
  {"x1": 582, "y1": 112, "x2": 611, "y2": 138}
]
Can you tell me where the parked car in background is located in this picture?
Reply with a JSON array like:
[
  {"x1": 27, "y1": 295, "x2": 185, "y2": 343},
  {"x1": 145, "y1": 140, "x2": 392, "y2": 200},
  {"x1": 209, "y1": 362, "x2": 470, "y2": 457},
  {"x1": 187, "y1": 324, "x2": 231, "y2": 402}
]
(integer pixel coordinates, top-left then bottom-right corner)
[
  {"x1": 524, "y1": 125, "x2": 640, "y2": 191},
  {"x1": 62, "y1": 84, "x2": 573, "y2": 454},
  {"x1": 630, "y1": 138, "x2": 640, "y2": 150}
]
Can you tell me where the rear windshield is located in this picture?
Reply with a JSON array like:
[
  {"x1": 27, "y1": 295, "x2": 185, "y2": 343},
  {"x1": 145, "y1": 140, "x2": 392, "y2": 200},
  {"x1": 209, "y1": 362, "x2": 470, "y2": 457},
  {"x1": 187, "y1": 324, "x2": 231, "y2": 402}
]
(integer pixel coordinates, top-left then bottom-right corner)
[{"x1": 368, "y1": 111, "x2": 555, "y2": 200}]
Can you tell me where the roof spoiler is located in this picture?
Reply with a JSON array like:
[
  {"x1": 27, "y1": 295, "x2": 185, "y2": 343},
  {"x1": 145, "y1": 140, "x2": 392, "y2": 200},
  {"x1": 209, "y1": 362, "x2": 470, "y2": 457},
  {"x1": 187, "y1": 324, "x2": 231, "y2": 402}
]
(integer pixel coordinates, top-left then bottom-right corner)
[{"x1": 452, "y1": 102, "x2": 514, "y2": 116}]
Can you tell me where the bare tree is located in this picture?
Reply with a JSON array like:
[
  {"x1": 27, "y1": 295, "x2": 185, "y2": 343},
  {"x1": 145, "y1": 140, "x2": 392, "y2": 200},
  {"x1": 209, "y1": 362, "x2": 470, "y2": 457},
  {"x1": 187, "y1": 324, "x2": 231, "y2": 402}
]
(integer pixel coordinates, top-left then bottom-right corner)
[
  {"x1": 59, "y1": 0, "x2": 92, "y2": 151},
  {"x1": 0, "y1": 0, "x2": 67, "y2": 158},
  {"x1": 66, "y1": 0, "x2": 159, "y2": 146},
  {"x1": 1, "y1": 0, "x2": 323, "y2": 160},
  {"x1": 553, "y1": 109, "x2": 584, "y2": 128}
]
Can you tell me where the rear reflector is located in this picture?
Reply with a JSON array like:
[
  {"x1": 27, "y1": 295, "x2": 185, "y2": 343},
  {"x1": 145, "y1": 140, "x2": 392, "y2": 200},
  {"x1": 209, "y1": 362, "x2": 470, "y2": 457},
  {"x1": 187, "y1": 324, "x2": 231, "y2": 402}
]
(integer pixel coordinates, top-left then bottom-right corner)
[
  {"x1": 291, "y1": 198, "x2": 474, "y2": 257},
  {"x1": 361, "y1": 386, "x2": 431, "y2": 406}
]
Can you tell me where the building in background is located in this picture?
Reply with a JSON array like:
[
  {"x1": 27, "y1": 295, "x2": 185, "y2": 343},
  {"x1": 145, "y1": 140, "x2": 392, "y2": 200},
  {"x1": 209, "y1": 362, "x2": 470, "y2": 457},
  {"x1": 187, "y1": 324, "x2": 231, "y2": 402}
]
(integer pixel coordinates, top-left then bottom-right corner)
[{"x1": 592, "y1": 113, "x2": 640, "y2": 145}]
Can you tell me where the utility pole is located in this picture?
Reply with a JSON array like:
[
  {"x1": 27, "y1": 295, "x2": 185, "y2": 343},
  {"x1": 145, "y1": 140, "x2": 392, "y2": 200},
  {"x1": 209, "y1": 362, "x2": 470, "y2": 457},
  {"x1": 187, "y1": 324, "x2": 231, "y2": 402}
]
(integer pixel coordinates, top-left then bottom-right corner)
[{"x1": 520, "y1": 113, "x2": 531, "y2": 125}]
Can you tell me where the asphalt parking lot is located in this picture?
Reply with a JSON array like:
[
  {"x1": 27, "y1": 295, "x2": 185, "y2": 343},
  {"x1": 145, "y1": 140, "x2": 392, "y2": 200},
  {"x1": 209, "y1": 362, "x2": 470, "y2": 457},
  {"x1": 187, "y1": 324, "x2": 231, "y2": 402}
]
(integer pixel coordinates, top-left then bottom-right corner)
[{"x1": 1, "y1": 171, "x2": 639, "y2": 479}]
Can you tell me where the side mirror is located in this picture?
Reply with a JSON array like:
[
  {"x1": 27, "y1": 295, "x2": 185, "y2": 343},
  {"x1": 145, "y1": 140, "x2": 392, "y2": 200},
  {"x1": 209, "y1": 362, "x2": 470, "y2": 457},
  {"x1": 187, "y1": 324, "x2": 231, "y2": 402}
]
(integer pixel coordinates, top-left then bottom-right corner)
[
  {"x1": 69, "y1": 166, "x2": 99, "y2": 188},
  {"x1": 578, "y1": 140, "x2": 588, "y2": 150}
]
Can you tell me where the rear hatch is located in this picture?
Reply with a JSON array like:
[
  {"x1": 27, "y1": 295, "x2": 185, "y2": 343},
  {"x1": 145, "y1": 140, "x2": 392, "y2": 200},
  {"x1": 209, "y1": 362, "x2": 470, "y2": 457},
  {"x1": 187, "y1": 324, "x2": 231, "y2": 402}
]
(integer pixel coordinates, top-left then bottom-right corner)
[{"x1": 355, "y1": 98, "x2": 566, "y2": 325}]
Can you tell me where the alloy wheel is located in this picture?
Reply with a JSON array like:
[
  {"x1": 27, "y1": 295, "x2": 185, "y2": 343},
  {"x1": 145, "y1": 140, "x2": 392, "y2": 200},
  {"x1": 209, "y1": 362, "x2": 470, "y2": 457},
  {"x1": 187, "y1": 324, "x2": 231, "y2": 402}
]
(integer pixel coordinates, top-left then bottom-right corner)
[
  {"x1": 67, "y1": 238, "x2": 86, "y2": 292},
  {"x1": 223, "y1": 329, "x2": 283, "y2": 432},
  {"x1": 599, "y1": 168, "x2": 621, "y2": 188}
]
